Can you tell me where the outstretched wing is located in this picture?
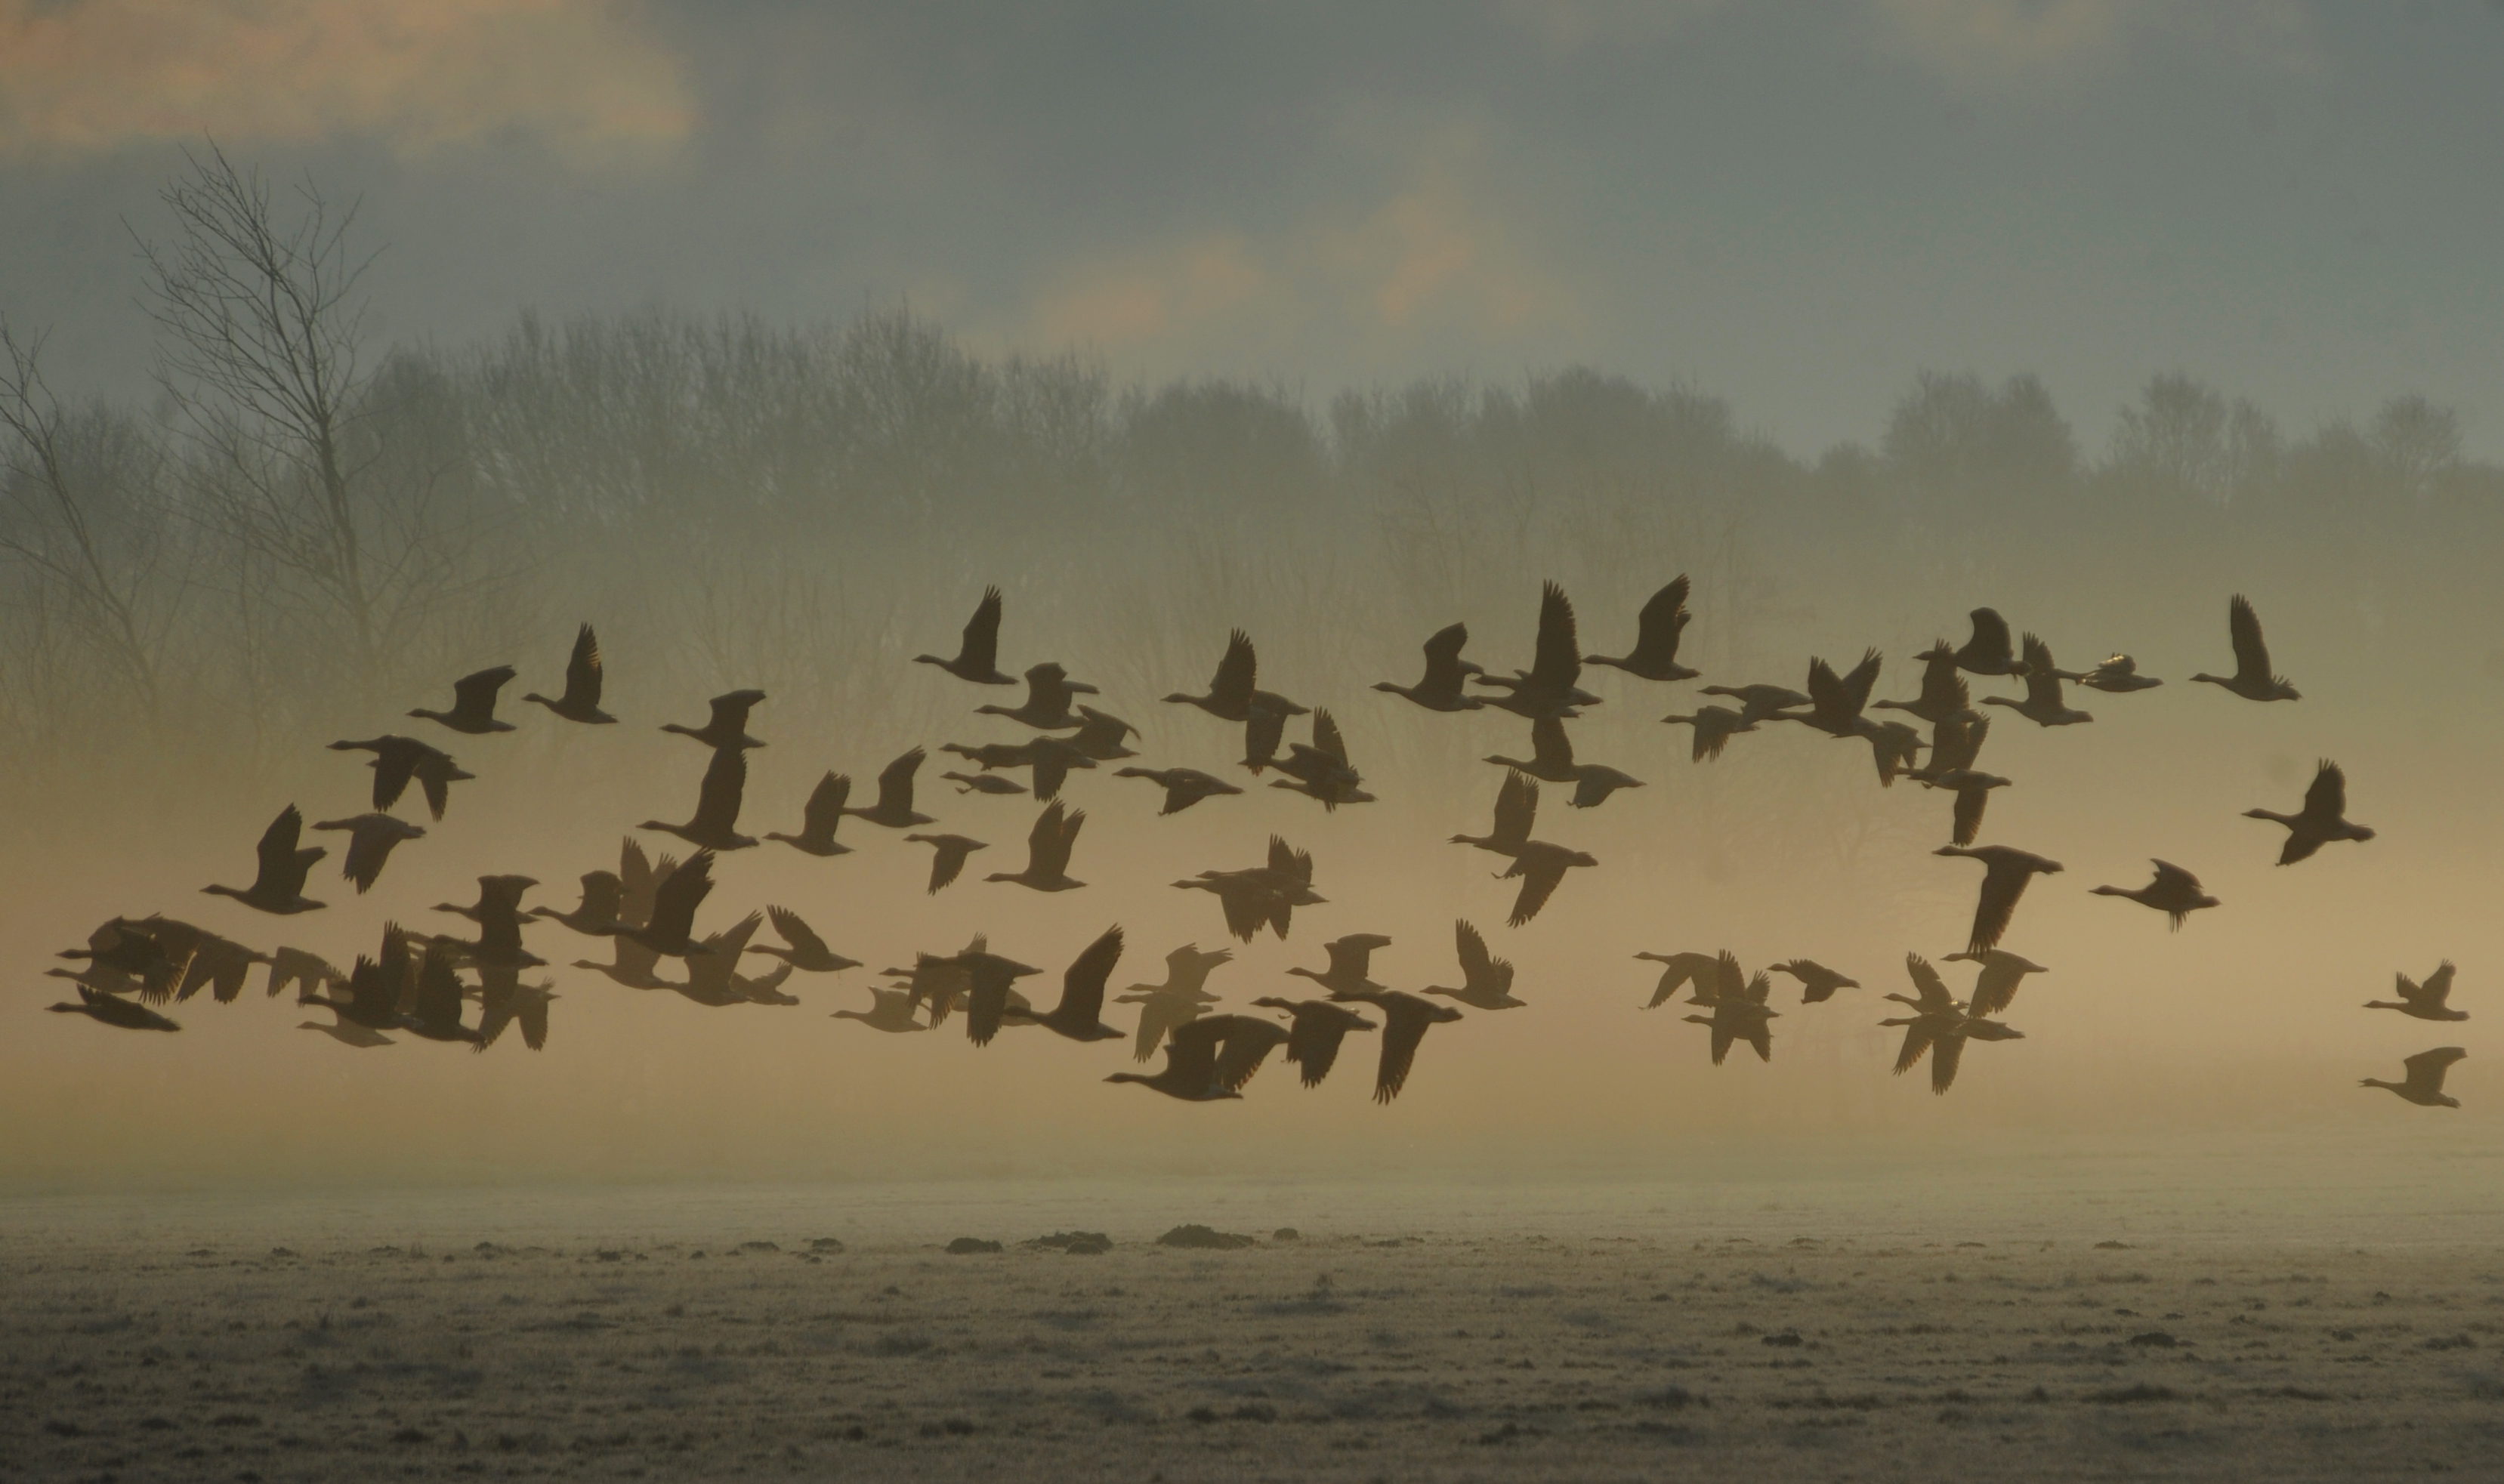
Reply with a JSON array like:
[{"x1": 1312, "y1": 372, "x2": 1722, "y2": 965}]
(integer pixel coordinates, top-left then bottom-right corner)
[
  {"x1": 1839, "y1": 649, "x2": 1882, "y2": 714},
  {"x1": 801, "y1": 773, "x2": 851, "y2": 838},
  {"x1": 2302, "y1": 760, "x2": 2346, "y2": 822},
  {"x1": 1373, "y1": 1003, "x2": 1441, "y2": 1103},
  {"x1": 255, "y1": 805, "x2": 307, "y2": 887},
  {"x1": 1632, "y1": 575, "x2": 1691, "y2": 660},
  {"x1": 564, "y1": 625, "x2": 604, "y2": 707},
  {"x1": 1421, "y1": 622, "x2": 1472, "y2": 690},
  {"x1": 1493, "y1": 770, "x2": 1539, "y2": 849},
  {"x1": 2401, "y1": 1045, "x2": 2468, "y2": 1097},
  {"x1": 1506, "y1": 856, "x2": 1567, "y2": 927},
  {"x1": 1455, "y1": 919, "x2": 1495, "y2": 983},
  {"x1": 2227, "y1": 594, "x2": 2274, "y2": 683},
  {"x1": 767, "y1": 906, "x2": 829, "y2": 961},
  {"x1": 2148, "y1": 859, "x2": 2202, "y2": 897},
  {"x1": 2021, "y1": 635, "x2": 2063, "y2": 708},
  {"x1": 1903, "y1": 952, "x2": 1955, "y2": 1012},
  {"x1": 1057, "y1": 925, "x2": 1123, "y2": 1023},
  {"x1": 876, "y1": 748, "x2": 926, "y2": 814},
  {"x1": 1311, "y1": 709, "x2": 1348, "y2": 767},
  {"x1": 1530, "y1": 581, "x2": 1580, "y2": 690},
  {"x1": 452, "y1": 665, "x2": 516, "y2": 719},
  {"x1": 1209, "y1": 630, "x2": 1258, "y2": 711},
  {"x1": 961, "y1": 587, "x2": 1004, "y2": 673},
  {"x1": 693, "y1": 745, "x2": 747, "y2": 834},
  {"x1": 648, "y1": 850, "x2": 717, "y2": 941},
  {"x1": 1530, "y1": 714, "x2": 1574, "y2": 771}
]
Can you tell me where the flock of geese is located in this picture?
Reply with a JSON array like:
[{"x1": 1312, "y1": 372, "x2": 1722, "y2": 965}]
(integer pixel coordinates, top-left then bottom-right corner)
[{"x1": 45, "y1": 582, "x2": 2470, "y2": 1109}]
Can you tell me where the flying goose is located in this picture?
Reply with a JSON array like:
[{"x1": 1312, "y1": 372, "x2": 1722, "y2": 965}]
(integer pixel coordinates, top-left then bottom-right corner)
[
  {"x1": 903, "y1": 832, "x2": 987, "y2": 893},
  {"x1": 403, "y1": 943, "x2": 486, "y2": 1045},
  {"x1": 1269, "y1": 708, "x2": 1374, "y2": 809},
  {"x1": 1857, "y1": 718, "x2": 1927, "y2": 785},
  {"x1": 139, "y1": 918, "x2": 270, "y2": 1004},
  {"x1": 1451, "y1": 769, "x2": 1538, "y2": 856},
  {"x1": 1422, "y1": 919, "x2": 1522, "y2": 1010},
  {"x1": 536, "y1": 870, "x2": 624, "y2": 938},
  {"x1": 1331, "y1": 988, "x2": 1465, "y2": 1103},
  {"x1": 622, "y1": 849, "x2": 715, "y2": 959},
  {"x1": 832, "y1": 986, "x2": 931, "y2": 1033},
  {"x1": 642, "y1": 744, "x2": 758, "y2": 851},
  {"x1": 522, "y1": 624, "x2": 617, "y2": 723},
  {"x1": 202, "y1": 805, "x2": 326, "y2": 915},
  {"x1": 1660, "y1": 703, "x2": 1757, "y2": 761},
  {"x1": 1635, "y1": 950, "x2": 1725, "y2": 1010},
  {"x1": 297, "y1": 1000, "x2": 391, "y2": 1047},
  {"x1": 1873, "y1": 643, "x2": 1971, "y2": 724},
  {"x1": 2070, "y1": 653, "x2": 2163, "y2": 693},
  {"x1": 331, "y1": 734, "x2": 473, "y2": 819},
  {"x1": 1113, "y1": 766, "x2": 1243, "y2": 815},
  {"x1": 974, "y1": 661, "x2": 1098, "y2": 730},
  {"x1": 2090, "y1": 859, "x2": 2219, "y2": 928},
  {"x1": 841, "y1": 748, "x2": 937, "y2": 828},
  {"x1": 46, "y1": 984, "x2": 181, "y2": 1032},
  {"x1": 1473, "y1": 581, "x2": 1602, "y2": 719},
  {"x1": 1000, "y1": 926, "x2": 1126, "y2": 1042},
  {"x1": 1696, "y1": 682, "x2": 1810, "y2": 723},
  {"x1": 1067, "y1": 707, "x2": 1140, "y2": 761},
  {"x1": 1204, "y1": 1014, "x2": 1295, "y2": 1094},
  {"x1": 428, "y1": 875, "x2": 545, "y2": 969},
  {"x1": 1780, "y1": 649, "x2": 1883, "y2": 739},
  {"x1": 298, "y1": 952, "x2": 406, "y2": 1031},
  {"x1": 1941, "y1": 949, "x2": 2049, "y2": 1017},
  {"x1": 1583, "y1": 575, "x2": 1699, "y2": 682},
  {"x1": 747, "y1": 906, "x2": 860, "y2": 973},
  {"x1": 1768, "y1": 959, "x2": 1860, "y2": 1004},
  {"x1": 475, "y1": 965, "x2": 557, "y2": 1050},
  {"x1": 57, "y1": 920, "x2": 187, "y2": 1001},
  {"x1": 1104, "y1": 1016, "x2": 1243, "y2": 1101},
  {"x1": 410, "y1": 665, "x2": 518, "y2": 736},
  {"x1": 2360, "y1": 1047, "x2": 2465, "y2": 1108},
  {"x1": 1116, "y1": 944, "x2": 1234, "y2": 1062},
  {"x1": 432, "y1": 873, "x2": 539, "y2": 925},
  {"x1": 1684, "y1": 959, "x2": 1777, "y2": 1064},
  {"x1": 1497, "y1": 840, "x2": 1597, "y2": 927},
  {"x1": 764, "y1": 772, "x2": 853, "y2": 856},
  {"x1": 312, "y1": 813, "x2": 425, "y2": 893},
  {"x1": 2190, "y1": 594, "x2": 2299, "y2": 702},
  {"x1": 1981, "y1": 634, "x2": 2093, "y2": 727},
  {"x1": 1166, "y1": 629, "x2": 1307, "y2": 723},
  {"x1": 2364, "y1": 962, "x2": 2467, "y2": 1023},
  {"x1": 2246, "y1": 760, "x2": 2373, "y2": 865},
  {"x1": 666, "y1": 911, "x2": 773, "y2": 1007},
  {"x1": 1374, "y1": 622, "x2": 1485, "y2": 711},
  {"x1": 1176, "y1": 836, "x2": 1320, "y2": 943},
  {"x1": 661, "y1": 689, "x2": 767, "y2": 749},
  {"x1": 985, "y1": 799, "x2": 1086, "y2": 891},
  {"x1": 915, "y1": 587, "x2": 1017, "y2": 685},
  {"x1": 943, "y1": 770, "x2": 1027, "y2": 796},
  {"x1": 1934, "y1": 844, "x2": 2062, "y2": 955},
  {"x1": 1248, "y1": 997, "x2": 1378, "y2": 1088},
  {"x1": 266, "y1": 946, "x2": 347, "y2": 1001},
  {"x1": 1287, "y1": 933, "x2": 1394, "y2": 999}
]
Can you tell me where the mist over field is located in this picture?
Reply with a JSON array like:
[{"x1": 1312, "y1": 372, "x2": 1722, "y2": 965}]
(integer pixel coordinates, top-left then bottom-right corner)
[{"x1": 5, "y1": 8, "x2": 2502, "y2": 1478}]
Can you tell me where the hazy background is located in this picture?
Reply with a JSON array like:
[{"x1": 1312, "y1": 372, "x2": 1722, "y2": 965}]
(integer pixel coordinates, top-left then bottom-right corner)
[{"x1": 3, "y1": 1, "x2": 2501, "y2": 1194}]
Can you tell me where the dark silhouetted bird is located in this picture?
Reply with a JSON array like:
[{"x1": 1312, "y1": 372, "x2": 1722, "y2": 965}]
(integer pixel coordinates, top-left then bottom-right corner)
[
  {"x1": 1584, "y1": 575, "x2": 1699, "y2": 682},
  {"x1": 665, "y1": 912, "x2": 772, "y2": 1007},
  {"x1": 136, "y1": 917, "x2": 269, "y2": 1004},
  {"x1": 298, "y1": 1001, "x2": 391, "y2": 1047},
  {"x1": 1781, "y1": 649, "x2": 1882, "y2": 739},
  {"x1": 432, "y1": 872, "x2": 538, "y2": 925},
  {"x1": 1270, "y1": 709, "x2": 1374, "y2": 809},
  {"x1": 476, "y1": 965, "x2": 556, "y2": 1051},
  {"x1": 949, "y1": 949, "x2": 1044, "y2": 1046},
  {"x1": 1104, "y1": 1015, "x2": 1241, "y2": 1101},
  {"x1": 1942, "y1": 949, "x2": 2049, "y2": 1017},
  {"x1": 403, "y1": 943, "x2": 486, "y2": 1045},
  {"x1": 331, "y1": 734, "x2": 472, "y2": 819},
  {"x1": 1857, "y1": 718, "x2": 1927, "y2": 786},
  {"x1": 903, "y1": 832, "x2": 987, "y2": 893},
  {"x1": 622, "y1": 849, "x2": 715, "y2": 959},
  {"x1": 975, "y1": 661, "x2": 1098, "y2": 730},
  {"x1": 57, "y1": 920, "x2": 187, "y2": 1001},
  {"x1": 1697, "y1": 682, "x2": 1809, "y2": 723},
  {"x1": 1289, "y1": 933, "x2": 1394, "y2": 999},
  {"x1": 642, "y1": 743, "x2": 758, "y2": 851},
  {"x1": 1983, "y1": 634, "x2": 2093, "y2": 727},
  {"x1": 1177, "y1": 836, "x2": 1320, "y2": 942},
  {"x1": 536, "y1": 870, "x2": 622, "y2": 938},
  {"x1": 2070, "y1": 653, "x2": 2163, "y2": 693},
  {"x1": 986, "y1": 799, "x2": 1085, "y2": 891},
  {"x1": 833, "y1": 986, "x2": 930, "y2": 1034},
  {"x1": 1660, "y1": 703, "x2": 1757, "y2": 761},
  {"x1": 2360, "y1": 1047, "x2": 2466, "y2": 1108},
  {"x1": 1635, "y1": 950, "x2": 1724, "y2": 1009},
  {"x1": 522, "y1": 625, "x2": 616, "y2": 723},
  {"x1": 202, "y1": 805, "x2": 326, "y2": 915},
  {"x1": 1117, "y1": 944, "x2": 1233, "y2": 1063},
  {"x1": 411, "y1": 665, "x2": 517, "y2": 735},
  {"x1": 1485, "y1": 714, "x2": 1640, "y2": 807},
  {"x1": 749, "y1": 906, "x2": 860, "y2": 973},
  {"x1": 1331, "y1": 989, "x2": 1464, "y2": 1103},
  {"x1": 1205, "y1": 1014, "x2": 1294, "y2": 1093},
  {"x1": 1874, "y1": 643, "x2": 1971, "y2": 724},
  {"x1": 299, "y1": 951, "x2": 405, "y2": 1031},
  {"x1": 943, "y1": 770, "x2": 1026, "y2": 795},
  {"x1": 2090, "y1": 859, "x2": 2218, "y2": 928},
  {"x1": 1166, "y1": 629, "x2": 1306, "y2": 723},
  {"x1": 312, "y1": 813, "x2": 425, "y2": 893},
  {"x1": 1474, "y1": 582, "x2": 1600, "y2": 718},
  {"x1": 2191, "y1": 594, "x2": 2298, "y2": 702},
  {"x1": 1114, "y1": 766, "x2": 1243, "y2": 815},
  {"x1": 1423, "y1": 919, "x2": 1522, "y2": 1009},
  {"x1": 1910, "y1": 713, "x2": 2005, "y2": 845},
  {"x1": 428, "y1": 875, "x2": 544, "y2": 969},
  {"x1": 1768, "y1": 959, "x2": 1859, "y2": 1004},
  {"x1": 1949, "y1": 609, "x2": 2028, "y2": 677},
  {"x1": 1498, "y1": 840, "x2": 1597, "y2": 927},
  {"x1": 1375, "y1": 622, "x2": 1484, "y2": 711},
  {"x1": 1684, "y1": 953, "x2": 1776, "y2": 1064},
  {"x1": 1451, "y1": 769, "x2": 1537, "y2": 857},
  {"x1": 1935, "y1": 844, "x2": 2062, "y2": 954},
  {"x1": 1067, "y1": 707, "x2": 1140, "y2": 761},
  {"x1": 266, "y1": 946, "x2": 347, "y2": 1001},
  {"x1": 842, "y1": 748, "x2": 937, "y2": 828},
  {"x1": 1249, "y1": 997, "x2": 1378, "y2": 1088},
  {"x1": 915, "y1": 587, "x2": 1017, "y2": 684},
  {"x1": 661, "y1": 689, "x2": 767, "y2": 749},
  {"x1": 765, "y1": 772, "x2": 852, "y2": 856},
  {"x1": 2246, "y1": 760, "x2": 2373, "y2": 865},
  {"x1": 2365, "y1": 963, "x2": 2467, "y2": 1023},
  {"x1": 47, "y1": 984, "x2": 181, "y2": 1032},
  {"x1": 1001, "y1": 926, "x2": 1127, "y2": 1042}
]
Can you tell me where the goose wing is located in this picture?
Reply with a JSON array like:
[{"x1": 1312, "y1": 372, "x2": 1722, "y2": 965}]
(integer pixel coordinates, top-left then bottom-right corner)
[
  {"x1": 647, "y1": 849, "x2": 716, "y2": 943},
  {"x1": 1950, "y1": 784, "x2": 1990, "y2": 847},
  {"x1": 1967, "y1": 854, "x2": 2039, "y2": 954},
  {"x1": 563, "y1": 625, "x2": 604, "y2": 708},
  {"x1": 1420, "y1": 622, "x2": 1472, "y2": 691},
  {"x1": 875, "y1": 747, "x2": 925, "y2": 815},
  {"x1": 1214, "y1": 1020, "x2": 1290, "y2": 1093},
  {"x1": 1209, "y1": 630, "x2": 1258, "y2": 711},
  {"x1": 1455, "y1": 918, "x2": 1506, "y2": 993},
  {"x1": 1505, "y1": 851, "x2": 1569, "y2": 927},
  {"x1": 1492, "y1": 770, "x2": 1539, "y2": 850},
  {"x1": 452, "y1": 665, "x2": 516, "y2": 723},
  {"x1": 1530, "y1": 581, "x2": 1581, "y2": 691},
  {"x1": 959, "y1": 587, "x2": 1004, "y2": 674},
  {"x1": 1024, "y1": 801, "x2": 1079, "y2": 878},
  {"x1": 1051, "y1": 926, "x2": 1124, "y2": 1025},
  {"x1": 1629, "y1": 575, "x2": 1691, "y2": 664},
  {"x1": 800, "y1": 772, "x2": 851, "y2": 839},
  {"x1": 2301, "y1": 759, "x2": 2346, "y2": 823},
  {"x1": 1928, "y1": 1028, "x2": 1968, "y2": 1094},
  {"x1": 692, "y1": 744, "x2": 748, "y2": 835},
  {"x1": 1132, "y1": 992, "x2": 1202, "y2": 1063},
  {"x1": 2401, "y1": 1046, "x2": 2468, "y2": 1098},
  {"x1": 2148, "y1": 859, "x2": 2203, "y2": 898},
  {"x1": 1372, "y1": 998, "x2": 1446, "y2": 1103},
  {"x1": 1243, "y1": 704, "x2": 1286, "y2": 770},
  {"x1": 2417, "y1": 961, "x2": 2456, "y2": 1010},
  {"x1": 1964, "y1": 608, "x2": 2015, "y2": 668},
  {"x1": 1311, "y1": 708, "x2": 1349, "y2": 767},
  {"x1": 767, "y1": 906, "x2": 829, "y2": 962},
  {"x1": 1530, "y1": 714, "x2": 1574, "y2": 771},
  {"x1": 1161, "y1": 1015, "x2": 1230, "y2": 1090},
  {"x1": 1903, "y1": 952, "x2": 1956, "y2": 1012},
  {"x1": 2020, "y1": 635, "x2": 2064, "y2": 708},
  {"x1": 618, "y1": 837, "x2": 657, "y2": 925},
  {"x1": 1839, "y1": 649, "x2": 1883, "y2": 715},
  {"x1": 2227, "y1": 594, "x2": 2275, "y2": 685},
  {"x1": 708, "y1": 689, "x2": 766, "y2": 736}
]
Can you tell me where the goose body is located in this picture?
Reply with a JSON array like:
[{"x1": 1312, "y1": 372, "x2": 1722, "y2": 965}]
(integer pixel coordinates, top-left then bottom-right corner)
[
  {"x1": 1375, "y1": 622, "x2": 1485, "y2": 711},
  {"x1": 2246, "y1": 760, "x2": 2373, "y2": 865},
  {"x1": 1114, "y1": 766, "x2": 1243, "y2": 815},
  {"x1": 1583, "y1": 575, "x2": 1699, "y2": 681},
  {"x1": 2089, "y1": 859, "x2": 2218, "y2": 928},
  {"x1": 1423, "y1": 919, "x2": 1522, "y2": 1009},
  {"x1": 2361, "y1": 1047, "x2": 2465, "y2": 1108},
  {"x1": 915, "y1": 587, "x2": 1017, "y2": 684},
  {"x1": 1934, "y1": 844, "x2": 2062, "y2": 955},
  {"x1": 765, "y1": 772, "x2": 853, "y2": 856},
  {"x1": 202, "y1": 805, "x2": 326, "y2": 915},
  {"x1": 661, "y1": 689, "x2": 767, "y2": 749},
  {"x1": 411, "y1": 665, "x2": 517, "y2": 735},
  {"x1": 2190, "y1": 594, "x2": 2299, "y2": 702}
]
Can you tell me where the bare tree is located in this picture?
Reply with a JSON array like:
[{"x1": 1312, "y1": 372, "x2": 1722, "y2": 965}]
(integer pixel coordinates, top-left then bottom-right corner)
[
  {"x1": 0, "y1": 322, "x2": 183, "y2": 733},
  {"x1": 137, "y1": 140, "x2": 477, "y2": 699}
]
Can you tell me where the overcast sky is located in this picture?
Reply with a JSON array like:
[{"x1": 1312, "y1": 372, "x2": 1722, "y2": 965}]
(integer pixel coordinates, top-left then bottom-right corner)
[{"x1": 3, "y1": 0, "x2": 2500, "y2": 456}]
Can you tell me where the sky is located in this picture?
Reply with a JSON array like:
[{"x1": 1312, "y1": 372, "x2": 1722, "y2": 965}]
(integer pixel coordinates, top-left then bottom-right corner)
[{"x1": 4, "y1": 2, "x2": 2502, "y2": 456}]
